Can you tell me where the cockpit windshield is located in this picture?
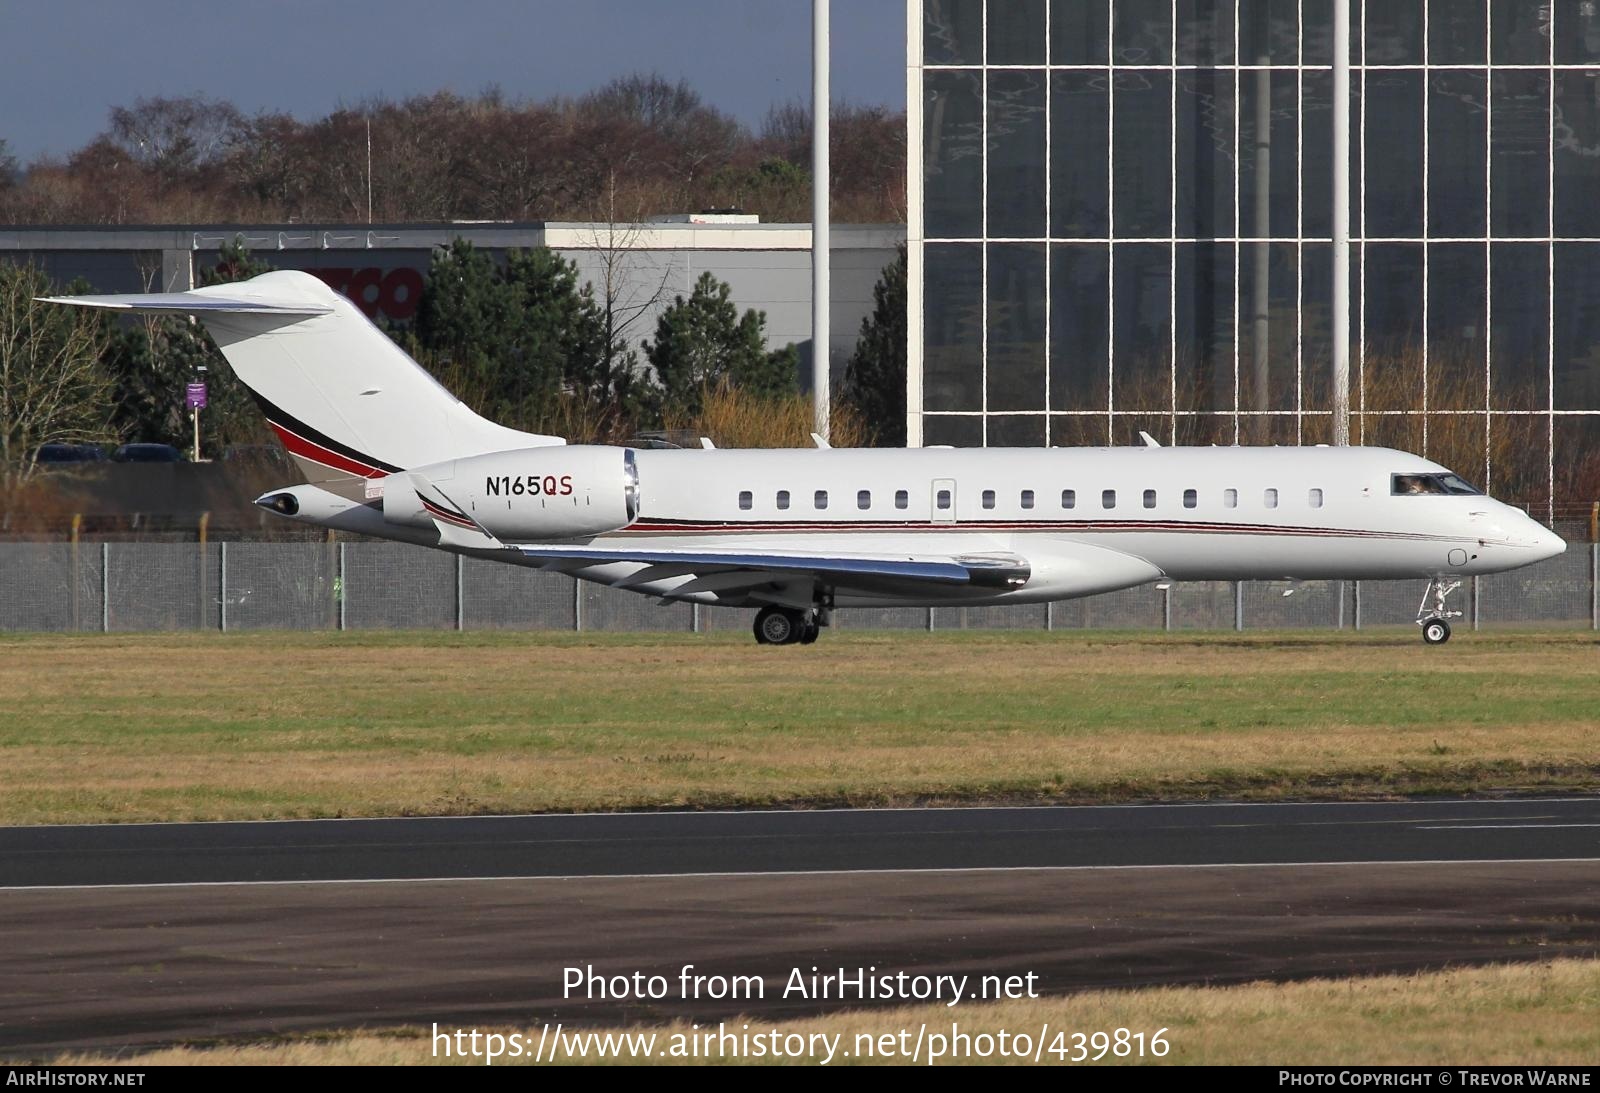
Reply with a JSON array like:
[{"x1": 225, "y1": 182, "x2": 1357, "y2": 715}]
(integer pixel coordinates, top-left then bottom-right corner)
[{"x1": 1391, "y1": 473, "x2": 1483, "y2": 496}]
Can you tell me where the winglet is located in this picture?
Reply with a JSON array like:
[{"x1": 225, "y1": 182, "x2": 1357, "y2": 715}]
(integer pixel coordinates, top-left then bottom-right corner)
[{"x1": 699, "y1": 437, "x2": 716, "y2": 450}]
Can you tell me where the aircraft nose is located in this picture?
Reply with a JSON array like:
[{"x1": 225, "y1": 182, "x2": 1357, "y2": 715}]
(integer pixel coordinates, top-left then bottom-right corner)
[{"x1": 1532, "y1": 524, "x2": 1567, "y2": 562}]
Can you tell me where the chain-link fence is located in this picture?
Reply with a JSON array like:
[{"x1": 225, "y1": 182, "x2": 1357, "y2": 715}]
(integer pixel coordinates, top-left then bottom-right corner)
[{"x1": 0, "y1": 541, "x2": 1594, "y2": 634}]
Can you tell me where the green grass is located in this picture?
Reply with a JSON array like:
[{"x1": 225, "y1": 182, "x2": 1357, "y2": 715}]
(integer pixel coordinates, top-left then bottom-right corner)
[
  {"x1": 56, "y1": 958, "x2": 1600, "y2": 1065},
  {"x1": 2, "y1": 629, "x2": 1597, "y2": 825}
]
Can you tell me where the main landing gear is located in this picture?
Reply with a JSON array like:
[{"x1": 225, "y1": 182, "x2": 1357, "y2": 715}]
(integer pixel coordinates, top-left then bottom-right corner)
[
  {"x1": 753, "y1": 605, "x2": 823, "y2": 646},
  {"x1": 1417, "y1": 577, "x2": 1463, "y2": 645}
]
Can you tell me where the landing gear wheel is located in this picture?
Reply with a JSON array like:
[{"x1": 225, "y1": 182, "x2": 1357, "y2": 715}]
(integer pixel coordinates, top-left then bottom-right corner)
[
  {"x1": 799, "y1": 620, "x2": 820, "y2": 644},
  {"x1": 753, "y1": 606, "x2": 805, "y2": 646},
  {"x1": 1421, "y1": 617, "x2": 1452, "y2": 645}
]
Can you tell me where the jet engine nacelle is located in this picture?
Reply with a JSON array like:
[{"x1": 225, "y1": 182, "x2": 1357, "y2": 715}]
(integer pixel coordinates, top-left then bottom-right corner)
[{"x1": 381, "y1": 445, "x2": 639, "y2": 540}]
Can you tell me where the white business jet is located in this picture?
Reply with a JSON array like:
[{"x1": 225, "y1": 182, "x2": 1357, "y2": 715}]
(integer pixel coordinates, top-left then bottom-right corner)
[{"x1": 46, "y1": 271, "x2": 1565, "y2": 646}]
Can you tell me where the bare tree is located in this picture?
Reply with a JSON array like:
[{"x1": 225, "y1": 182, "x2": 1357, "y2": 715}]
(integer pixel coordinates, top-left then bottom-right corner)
[
  {"x1": 0, "y1": 265, "x2": 115, "y2": 488},
  {"x1": 107, "y1": 94, "x2": 244, "y2": 192},
  {"x1": 574, "y1": 172, "x2": 678, "y2": 390}
]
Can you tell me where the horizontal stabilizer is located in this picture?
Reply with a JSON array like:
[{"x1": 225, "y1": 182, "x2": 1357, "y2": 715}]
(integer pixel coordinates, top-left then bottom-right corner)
[{"x1": 38, "y1": 291, "x2": 333, "y2": 317}]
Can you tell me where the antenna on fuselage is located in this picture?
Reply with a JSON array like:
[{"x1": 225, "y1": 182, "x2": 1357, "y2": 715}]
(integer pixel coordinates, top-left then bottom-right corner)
[{"x1": 1138, "y1": 431, "x2": 1161, "y2": 448}]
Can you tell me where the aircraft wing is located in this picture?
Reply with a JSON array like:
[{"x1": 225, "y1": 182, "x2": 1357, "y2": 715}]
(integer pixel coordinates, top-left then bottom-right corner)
[{"x1": 514, "y1": 545, "x2": 1031, "y2": 601}]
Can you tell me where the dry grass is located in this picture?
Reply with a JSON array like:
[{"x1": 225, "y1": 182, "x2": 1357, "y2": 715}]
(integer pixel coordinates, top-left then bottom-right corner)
[
  {"x1": 0, "y1": 630, "x2": 1597, "y2": 825},
  {"x1": 665, "y1": 381, "x2": 870, "y2": 448},
  {"x1": 58, "y1": 959, "x2": 1600, "y2": 1065}
]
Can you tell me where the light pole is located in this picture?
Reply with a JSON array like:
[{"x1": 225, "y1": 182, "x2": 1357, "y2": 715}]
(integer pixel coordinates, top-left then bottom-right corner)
[
  {"x1": 1332, "y1": 0, "x2": 1351, "y2": 445},
  {"x1": 812, "y1": 0, "x2": 830, "y2": 442}
]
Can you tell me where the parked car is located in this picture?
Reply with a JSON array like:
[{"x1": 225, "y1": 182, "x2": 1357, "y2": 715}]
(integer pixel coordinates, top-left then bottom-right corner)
[
  {"x1": 34, "y1": 443, "x2": 107, "y2": 465},
  {"x1": 111, "y1": 443, "x2": 184, "y2": 464}
]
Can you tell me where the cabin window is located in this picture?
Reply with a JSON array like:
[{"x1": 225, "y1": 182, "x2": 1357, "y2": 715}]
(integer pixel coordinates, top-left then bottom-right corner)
[
  {"x1": 1102, "y1": 489, "x2": 1116, "y2": 509},
  {"x1": 1062, "y1": 489, "x2": 1076, "y2": 509},
  {"x1": 1224, "y1": 488, "x2": 1238, "y2": 508},
  {"x1": 1142, "y1": 489, "x2": 1156, "y2": 509},
  {"x1": 776, "y1": 490, "x2": 790, "y2": 510},
  {"x1": 738, "y1": 490, "x2": 753, "y2": 511},
  {"x1": 1309, "y1": 488, "x2": 1324, "y2": 508},
  {"x1": 1264, "y1": 488, "x2": 1279, "y2": 509},
  {"x1": 815, "y1": 490, "x2": 829, "y2": 510},
  {"x1": 857, "y1": 489, "x2": 872, "y2": 510},
  {"x1": 1183, "y1": 488, "x2": 1197, "y2": 509},
  {"x1": 895, "y1": 489, "x2": 909, "y2": 509},
  {"x1": 936, "y1": 489, "x2": 952, "y2": 510},
  {"x1": 982, "y1": 489, "x2": 996, "y2": 509},
  {"x1": 1020, "y1": 489, "x2": 1034, "y2": 509}
]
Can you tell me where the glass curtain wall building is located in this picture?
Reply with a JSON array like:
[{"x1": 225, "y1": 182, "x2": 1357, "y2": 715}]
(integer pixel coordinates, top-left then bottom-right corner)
[{"x1": 907, "y1": 0, "x2": 1600, "y2": 513}]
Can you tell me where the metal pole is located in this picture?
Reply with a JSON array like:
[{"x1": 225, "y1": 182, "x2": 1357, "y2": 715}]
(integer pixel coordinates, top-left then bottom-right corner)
[
  {"x1": 338, "y1": 542, "x2": 347, "y2": 631},
  {"x1": 1353, "y1": 579, "x2": 1362, "y2": 630},
  {"x1": 573, "y1": 578, "x2": 583, "y2": 632},
  {"x1": 1163, "y1": 585, "x2": 1173, "y2": 632},
  {"x1": 1234, "y1": 582, "x2": 1245, "y2": 631},
  {"x1": 1331, "y1": 0, "x2": 1351, "y2": 445},
  {"x1": 1592, "y1": 543, "x2": 1598, "y2": 631},
  {"x1": 100, "y1": 542, "x2": 109, "y2": 632},
  {"x1": 197, "y1": 512, "x2": 209, "y2": 630},
  {"x1": 454, "y1": 553, "x2": 464, "y2": 631},
  {"x1": 219, "y1": 541, "x2": 228, "y2": 633},
  {"x1": 812, "y1": 0, "x2": 831, "y2": 442},
  {"x1": 70, "y1": 514, "x2": 81, "y2": 631}
]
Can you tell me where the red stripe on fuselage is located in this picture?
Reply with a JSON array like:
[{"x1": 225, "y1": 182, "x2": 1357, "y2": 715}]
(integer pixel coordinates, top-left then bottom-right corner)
[{"x1": 270, "y1": 422, "x2": 386, "y2": 479}]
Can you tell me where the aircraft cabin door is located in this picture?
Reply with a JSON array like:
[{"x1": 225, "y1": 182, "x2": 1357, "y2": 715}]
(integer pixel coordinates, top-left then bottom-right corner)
[{"x1": 931, "y1": 478, "x2": 956, "y2": 524}]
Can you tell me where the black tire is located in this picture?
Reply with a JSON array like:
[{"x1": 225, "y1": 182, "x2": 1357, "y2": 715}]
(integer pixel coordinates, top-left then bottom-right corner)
[
  {"x1": 799, "y1": 620, "x2": 820, "y2": 644},
  {"x1": 1421, "y1": 618, "x2": 1451, "y2": 645},
  {"x1": 754, "y1": 606, "x2": 802, "y2": 646}
]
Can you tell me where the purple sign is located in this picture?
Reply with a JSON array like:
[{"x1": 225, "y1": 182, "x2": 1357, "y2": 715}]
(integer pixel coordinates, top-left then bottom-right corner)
[{"x1": 185, "y1": 382, "x2": 208, "y2": 409}]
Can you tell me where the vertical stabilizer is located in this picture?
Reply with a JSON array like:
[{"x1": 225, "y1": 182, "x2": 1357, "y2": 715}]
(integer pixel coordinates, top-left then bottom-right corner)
[{"x1": 43, "y1": 270, "x2": 564, "y2": 495}]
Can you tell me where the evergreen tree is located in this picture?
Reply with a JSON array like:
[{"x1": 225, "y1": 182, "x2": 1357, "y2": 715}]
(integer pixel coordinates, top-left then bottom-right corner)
[
  {"x1": 644, "y1": 271, "x2": 797, "y2": 418},
  {"x1": 842, "y1": 245, "x2": 906, "y2": 447},
  {"x1": 409, "y1": 239, "x2": 645, "y2": 434},
  {"x1": 412, "y1": 237, "x2": 509, "y2": 400}
]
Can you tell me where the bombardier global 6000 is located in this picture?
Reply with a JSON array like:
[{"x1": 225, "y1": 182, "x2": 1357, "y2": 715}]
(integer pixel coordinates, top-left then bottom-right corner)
[{"x1": 46, "y1": 271, "x2": 1565, "y2": 645}]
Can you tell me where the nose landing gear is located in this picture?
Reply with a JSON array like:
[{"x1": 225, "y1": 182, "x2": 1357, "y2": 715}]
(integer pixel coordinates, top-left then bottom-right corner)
[{"x1": 1417, "y1": 578, "x2": 1462, "y2": 645}]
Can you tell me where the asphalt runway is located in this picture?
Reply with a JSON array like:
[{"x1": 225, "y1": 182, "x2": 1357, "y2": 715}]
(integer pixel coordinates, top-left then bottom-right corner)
[
  {"x1": 6, "y1": 798, "x2": 1600, "y2": 887},
  {"x1": 3, "y1": 799, "x2": 1599, "y2": 1057}
]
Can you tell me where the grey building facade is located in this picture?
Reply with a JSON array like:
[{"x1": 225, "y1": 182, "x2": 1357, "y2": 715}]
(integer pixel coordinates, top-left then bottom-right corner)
[
  {"x1": 908, "y1": 0, "x2": 1600, "y2": 510},
  {"x1": 0, "y1": 220, "x2": 903, "y2": 387}
]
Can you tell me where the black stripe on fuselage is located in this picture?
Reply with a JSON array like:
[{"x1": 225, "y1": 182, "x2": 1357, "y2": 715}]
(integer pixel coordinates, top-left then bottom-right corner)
[{"x1": 248, "y1": 390, "x2": 403, "y2": 475}]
